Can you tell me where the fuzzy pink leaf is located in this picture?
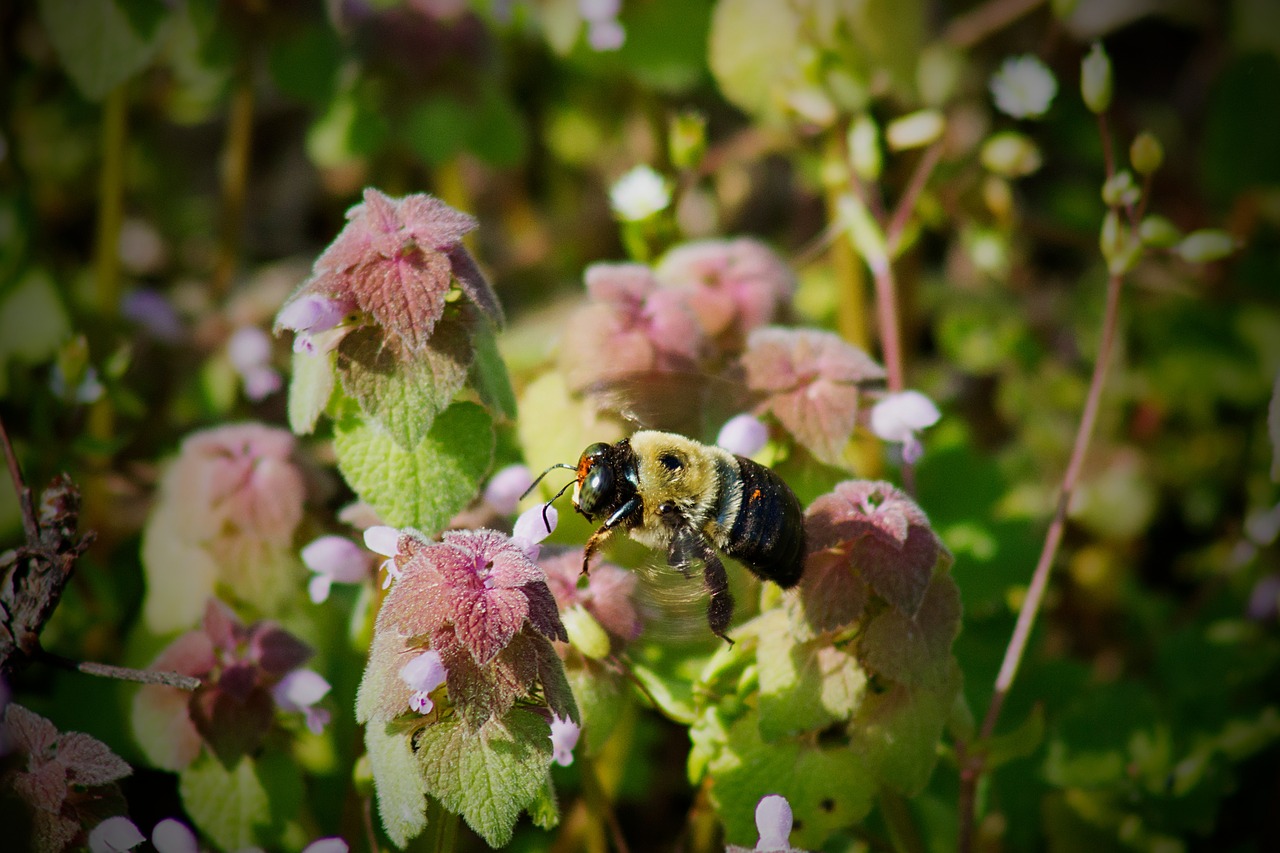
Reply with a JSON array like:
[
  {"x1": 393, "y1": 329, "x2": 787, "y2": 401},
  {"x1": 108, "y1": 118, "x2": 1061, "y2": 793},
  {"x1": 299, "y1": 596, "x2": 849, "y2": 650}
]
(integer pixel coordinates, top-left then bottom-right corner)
[
  {"x1": 54, "y1": 733, "x2": 131, "y2": 787},
  {"x1": 250, "y1": 623, "x2": 314, "y2": 675},
  {"x1": 188, "y1": 684, "x2": 275, "y2": 767},
  {"x1": 446, "y1": 245, "x2": 503, "y2": 327},
  {"x1": 742, "y1": 328, "x2": 885, "y2": 465},
  {"x1": 455, "y1": 587, "x2": 529, "y2": 666},
  {"x1": 4, "y1": 702, "x2": 59, "y2": 758},
  {"x1": 795, "y1": 549, "x2": 870, "y2": 635},
  {"x1": 14, "y1": 761, "x2": 68, "y2": 813},
  {"x1": 805, "y1": 480, "x2": 942, "y2": 615}
]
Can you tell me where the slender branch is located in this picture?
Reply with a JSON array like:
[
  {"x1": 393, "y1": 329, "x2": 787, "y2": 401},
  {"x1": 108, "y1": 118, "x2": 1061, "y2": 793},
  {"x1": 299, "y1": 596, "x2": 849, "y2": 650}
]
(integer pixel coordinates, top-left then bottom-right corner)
[
  {"x1": 886, "y1": 141, "x2": 944, "y2": 256},
  {"x1": 944, "y1": 0, "x2": 1047, "y2": 49},
  {"x1": 870, "y1": 258, "x2": 905, "y2": 393},
  {"x1": 580, "y1": 756, "x2": 631, "y2": 853},
  {"x1": 38, "y1": 651, "x2": 200, "y2": 690},
  {"x1": 212, "y1": 53, "x2": 256, "y2": 297},
  {"x1": 958, "y1": 269, "x2": 1126, "y2": 850},
  {"x1": 0, "y1": 415, "x2": 37, "y2": 542},
  {"x1": 824, "y1": 133, "x2": 873, "y2": 352}
]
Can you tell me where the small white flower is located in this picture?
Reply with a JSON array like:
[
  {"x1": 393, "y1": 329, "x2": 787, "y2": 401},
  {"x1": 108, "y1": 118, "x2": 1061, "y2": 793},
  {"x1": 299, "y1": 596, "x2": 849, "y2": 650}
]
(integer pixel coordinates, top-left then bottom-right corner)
[
  {"x1": 870, "y1": 390, "x2": 941, "y2": 464},
  {"x1": 483, "y1": 464, "x2": 534, "y2": 515},
  {"x1": 302, "y1": 535, "x2": 371, "y2": 603},
  {"x1": 400, "y1": 650, "x2": 448, "y2": 715},
  {"x1": 151, "y1": 819, "x2": 199, "y2": 853},
  {"x1": 549, "y1": 715, "x2": 580, "y2": 766},
  {"x1": 753, "y1": 794, "x2": 794, "y2": 851},
  {"x1": 512, "y1": 504, "x2": 558, "y2": 561},
  {"x1": 990, "y1": 55, "x2": 1057, "y2": 119},
  {"x1": 717, "y1": 414, "x2": 769, "y2": 457},
  {"x1": 364, "y1": 526, "x2": 403, "y2": 588},
  {"x1": 88, "y1": 817, "x2": 145, "y2": 853},
  {"x1": 301, "y1": 839, "x2": 349, "y2": 853},
  {"x1": 609, "y1": 165, "x2": 671, "y2": 222},
  {"x1": 587, "y1": 19, "x2": 625, "y2": 51}
]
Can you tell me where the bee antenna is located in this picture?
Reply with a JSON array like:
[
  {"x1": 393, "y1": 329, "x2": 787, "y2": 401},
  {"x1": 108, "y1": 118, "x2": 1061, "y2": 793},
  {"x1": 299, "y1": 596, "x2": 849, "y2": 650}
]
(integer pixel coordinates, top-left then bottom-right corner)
[
  {"x1": 521, "y1": 462, "x2": 577, "y2": 501},
  {"x1": 540, "y1": 478, "x2": 577, "y2": 533}
]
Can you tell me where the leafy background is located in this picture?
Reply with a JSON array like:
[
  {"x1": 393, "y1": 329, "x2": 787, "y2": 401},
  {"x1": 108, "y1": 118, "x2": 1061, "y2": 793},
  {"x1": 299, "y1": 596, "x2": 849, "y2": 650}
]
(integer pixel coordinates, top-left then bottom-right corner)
[{"x1": 2, "y1": 0, "x2": 1279, "y2": 851}]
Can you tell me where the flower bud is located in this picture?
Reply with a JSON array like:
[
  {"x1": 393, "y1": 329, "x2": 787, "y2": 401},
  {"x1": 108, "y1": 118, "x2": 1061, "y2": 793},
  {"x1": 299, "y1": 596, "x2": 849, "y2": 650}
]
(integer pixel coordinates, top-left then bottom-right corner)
[
  {"x1": 1138, "y1": 215, "x2": 1180, "y2": 248},
  {"x1": 669, "y1": 111, "x2": 707, "y2": 171},
  {"x1": 1174, "y1": 229, "x2": 1237, "y2": 263},
  {"x1": 980, "y1": 131, "x2": 1042, "y2": 178},
  {"x1": 982, "y1": 175, "x2": 1014, "y2": 223},
  {"x1": 1129, "y1": 131, "x2": 1164, "y2": 175},
  {"x1": 917, "y1": 45, "x2": 963, "y2": 107},
  {"x1": 885, "y1": 109, "x2": 946, "y2": 151},
  {"x1": 1101, "y1": 170, "x2": 1140, "y2": 208},
  {"x1": 1100, "y1": 210, "x2": 1140, "y2": 274},
  {"x1": 848, "y1": 114, "x2": 882, "y2": 182},
  {"x1": 1081, "y1": 42, "x2": 1112, "y2": 114},
  {"x1": 561, "y1": 604, "x2": 612, "y2": 660}
]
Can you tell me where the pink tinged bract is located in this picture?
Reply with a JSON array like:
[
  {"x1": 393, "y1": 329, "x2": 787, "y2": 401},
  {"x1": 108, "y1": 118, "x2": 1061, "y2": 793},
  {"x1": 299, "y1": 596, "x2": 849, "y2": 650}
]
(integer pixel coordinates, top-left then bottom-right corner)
[
  {"x1": 88, "y1": 816, "x2": 145, "y2": 853},
  {"x1": 550, "y1": 715, "x2": 580, "y2": 766}
]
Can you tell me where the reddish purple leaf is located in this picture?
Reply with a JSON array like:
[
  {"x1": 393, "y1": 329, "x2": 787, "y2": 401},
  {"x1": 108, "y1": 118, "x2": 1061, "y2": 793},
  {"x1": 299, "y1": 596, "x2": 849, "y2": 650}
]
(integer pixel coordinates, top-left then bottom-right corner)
[
  {"x1": 541, "y1": 549, "x2": 642, "y2": 643},
  {"x1": 53, "y1": 733, "x2": 131, "y2": 787},
  {"x1": 201, "y1": 598, "x2": 245, "y2": 653},
  {"x1": 13, "y1": 760, "x2": 68, "y2": 813},
  {"x1": 4, "y1": 703, "x2": 59, "y2": 759},
  {"x1": 189, "y1": 684, "x2": 274, "y2": 767},
  {"x1": 518, "y1": 581, "x2": 568, "y2": 644},
  {"x1": 250, "y1": 623, "x2": 314, "y2": 675},
  {"x1": 454, "y1": 586, "x2": 529, "y2": 666},
  {"x1": 32, "y1": 810, "x2": 80, "y2": 853},
  {"x1": 795, "y1": 549, "x2": 870, "y2": 635},
  {"x1": 741, "y1": 328, "x2": 885, "y2": 465},
  {"x1": 435, "y1": 627, "x2": 539, "y2": 730},
  {"x1": 150, "y1": 630, "x2": 217, "y2": 678},
  {"x1": 446, "y1": 245, "x2": 503, "y2": 328},
  {"x1": 805, "y1": 480, "x2": 943, "y2": 615},
  {"x1": 534, "y1": 632, "x2": 579, "y2": 724}
]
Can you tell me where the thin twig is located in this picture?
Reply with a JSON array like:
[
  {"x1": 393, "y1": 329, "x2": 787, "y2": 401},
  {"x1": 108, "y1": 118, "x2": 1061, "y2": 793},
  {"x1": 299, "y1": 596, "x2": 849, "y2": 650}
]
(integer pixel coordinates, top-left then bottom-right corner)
[
  {"x1": 0, "y1": 416, "x2": 36, "y2": 542},
  {"x1": 944, "y1": 0, "x2": 1047, "y2": 49},
  {"x1": 38, "y1": 651, "x2": 201, "y2": 690},
  {"x1": 886, "y1": 141, "x2": 945, "y2": 256},
  {"x1": 870, "y1": 259, "x2": 905, "y2": 394}
]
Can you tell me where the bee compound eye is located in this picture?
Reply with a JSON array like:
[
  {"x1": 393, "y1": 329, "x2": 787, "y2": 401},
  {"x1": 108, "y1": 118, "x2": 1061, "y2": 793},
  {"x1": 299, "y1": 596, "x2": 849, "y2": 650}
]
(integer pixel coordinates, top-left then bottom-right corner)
[{"x1": 578, "y1": 462, "x2": 614, "y2": 515}]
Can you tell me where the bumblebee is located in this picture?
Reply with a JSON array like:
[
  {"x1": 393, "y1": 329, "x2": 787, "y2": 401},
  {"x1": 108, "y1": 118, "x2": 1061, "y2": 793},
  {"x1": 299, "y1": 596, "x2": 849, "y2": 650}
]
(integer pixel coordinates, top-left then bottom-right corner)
[{"x1": 531, "y1": 431, "x2": 806, "y2": 642}]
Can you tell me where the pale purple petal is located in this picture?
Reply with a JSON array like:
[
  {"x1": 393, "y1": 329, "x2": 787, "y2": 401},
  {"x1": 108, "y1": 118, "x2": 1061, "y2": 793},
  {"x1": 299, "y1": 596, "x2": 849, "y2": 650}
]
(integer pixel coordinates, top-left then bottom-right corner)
[
  {"x1": 122, "y1": 289, "x2": 184, "y2": 342},
  {"x1": 308, "y1": 574, "x2": 333, "y2": 604},
  {"x1": 305, "y1": 707, "x2": 332, "y2": 734},
  {"x1": 228, "y1": 326, "x2": 273, "y2": 373},
  {"x1": 272, "y1": 668, "x2": 331, "y2": 712},
  {"x1": 579, "y1": 0, "x2": 620, "y2": 20},
  {"x1": 151, "y1": 819, "x2": 198, "y2": 853},
  {"x1": 400, "y1": 650, "x2": 447, "y2": 694},
  {"x1": 242, "y1": 365, "x2": 283, "y2": 401},
  {"x1": 717, "y1": 414, "x2": 769, "y2": 457},
  {"x1": 870, "y1": 391, "x2": 940, "y2": 441},
  {"x1": 1248, "y1": 574, "x2": 1280, "y2": 621},
  {"x1": 484, "y1": 464, "x2": 534, "y2": 515},
  {"x1": 88, "y1": 816, "x2": 145, "y2": 853},
  {"x1": 587, "y1": 19, "x2": 625, "y2": 51},
  {"x1": 550, "y1": 715, "x2": 580, "y2": 767},
  {"x1": 302, "y1": 536, "x2": 371, "y2": 583},
  {"x1": 364, "y1": 526, "x2": 400, "y2": 557},
  {"x1": 278, "y1": 294, "x2": 354, "y2": 335},
  {"x1": 754, "y1": 795, "x2": 793, "y2": 851},
  {"x1": 514, "y1": 504, "x2": 558, "y2": 544},
  {"x1": 301, "y1": 839, "x2": 349, "y2": 853}
]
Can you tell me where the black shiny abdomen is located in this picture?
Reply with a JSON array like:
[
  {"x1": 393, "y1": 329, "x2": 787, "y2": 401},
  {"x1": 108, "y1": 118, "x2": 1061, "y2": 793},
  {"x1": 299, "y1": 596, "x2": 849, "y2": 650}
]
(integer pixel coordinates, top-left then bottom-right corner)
[{"x1": 719, "y1": 456, "x2": 806, "y2": 588}]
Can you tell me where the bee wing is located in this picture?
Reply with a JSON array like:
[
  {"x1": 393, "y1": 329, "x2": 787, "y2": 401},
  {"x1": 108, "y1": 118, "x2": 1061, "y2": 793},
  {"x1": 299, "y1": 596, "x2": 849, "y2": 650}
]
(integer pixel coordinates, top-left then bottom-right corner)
[{"x1": 580, "y1": 369, "x2": 756, "y2": 442}]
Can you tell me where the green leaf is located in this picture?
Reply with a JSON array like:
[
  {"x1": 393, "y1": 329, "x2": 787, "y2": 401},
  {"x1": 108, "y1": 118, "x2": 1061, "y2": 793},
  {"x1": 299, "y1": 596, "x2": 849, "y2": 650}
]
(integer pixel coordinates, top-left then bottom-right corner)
[
  {"x1": 0, "y1": 271, "x2": 71, "y2": 398},
  {"x1": 334, "y1": 401, "x2": 494, "y2": 532},
  {"x1": 755, "y1": 609, "x2": 867, "y2": 740},
  {"x1": 528, "y1": 774, "x2": 560, "y2": 831},
  {"x1": 708, "y1": 0, "x2": 803, "y2": 121},
  {"x1": 981, "y1": 705, "x2": 1046, "y2": 772},
  {"x1": 402, "y1": 96, "x2": 469, "y2": 166},
  {"x1": 708, "y1": 709, "x2": 877, "y2": 849},
  {"x1": 287, "y1": 348, "x2": 336, "y2": 436},
  {"x1": 38, "y1": 0, "x2": 168, "y2": 101},
  {"x1": 850, "y1": 665, "x2": 960, "y2": 796},
  {"x1": 336, "y1": 308, "x2": 475, "y2": 450},
  {"x1": 364, "y1": 722, "x2": 429, "y2": 848},
  {"x1": 268, "y1": 22, "x2": 342, "y2": 107},
  {"x1": 179, "y1": 752, "x2": 302, "y2": 852},
  {"x1": 464, "y1": 86, "x2": 527, "y2": 168},
  {"x1": 469, "y1": 325, "x2": 518, "y2": 422},
  {"x1": 415, "y1": 708, "x2": 554, "y2": 848},
  {"x1": 627, "y1": 660, "x2": 697, "y2": 725}
]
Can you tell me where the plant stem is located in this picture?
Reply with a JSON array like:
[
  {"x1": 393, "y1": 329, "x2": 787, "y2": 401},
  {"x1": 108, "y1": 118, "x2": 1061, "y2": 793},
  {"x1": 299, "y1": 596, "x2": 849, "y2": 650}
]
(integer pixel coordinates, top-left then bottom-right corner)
[
  {"x1": 824, "y1": 134, "x2": 871, "y2": 352},
  {"x1": 879, "y1": 788, "x2": 926, "y2": 853},
  {"x1": 38, "y1": 651, "x2": 200, "y2": 690},
  {"x1": 944, "y1": 0, "x2": 1047, "y2": 48},
  {"x1": 580, "y1": 756, "x2": 631, "y2": 853},
  {"x1": 425, "y1": 799, "x2": 458, "y2": 853},
  {"x1": 957, "y1": 269, "x2": 1126, "y2": 850},
  {"x1": 886, "y1": 141, "x2": 944, "y2": 257},
  {"x1": 870, "y1": 258, "x2": 905, "y2": 393},
  {"x1": 213, "y1": 53, "x2": 255, "y2": 298}
]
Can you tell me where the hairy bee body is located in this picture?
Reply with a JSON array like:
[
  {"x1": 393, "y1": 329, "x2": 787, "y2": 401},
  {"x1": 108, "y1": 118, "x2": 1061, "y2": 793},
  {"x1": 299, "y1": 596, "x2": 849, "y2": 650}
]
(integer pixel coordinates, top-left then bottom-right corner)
[{"x1": 569, "y1": 431, "x2": 805, "y2": 641}]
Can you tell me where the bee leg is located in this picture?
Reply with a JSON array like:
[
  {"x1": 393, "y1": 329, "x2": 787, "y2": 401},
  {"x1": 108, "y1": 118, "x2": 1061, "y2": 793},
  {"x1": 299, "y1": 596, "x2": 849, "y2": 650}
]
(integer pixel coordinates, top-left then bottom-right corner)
[
  {"x1": 699, "y1": 548, "x2": 735, "y2": 645},
  {"x1": 667, "y1": 525, "x2": 698, "y2": 580},
  {"x1": 581, "y1": 496, "x2": 642, "y2": 575}
]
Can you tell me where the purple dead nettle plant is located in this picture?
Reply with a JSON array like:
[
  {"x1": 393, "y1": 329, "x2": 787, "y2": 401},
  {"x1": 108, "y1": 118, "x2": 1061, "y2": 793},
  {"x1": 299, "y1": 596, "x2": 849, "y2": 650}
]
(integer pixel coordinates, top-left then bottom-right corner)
[
  {"x1": 356, "y1": 526, "x2": 577, "y2": 732},
  {"x1": 131, "y1": 599, "x2": 328, "y2": 771}
]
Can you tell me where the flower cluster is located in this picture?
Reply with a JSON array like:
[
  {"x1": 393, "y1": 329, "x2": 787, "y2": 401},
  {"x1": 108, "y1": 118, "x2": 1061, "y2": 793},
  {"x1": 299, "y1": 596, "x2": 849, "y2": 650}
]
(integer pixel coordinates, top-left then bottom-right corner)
[
  {"x1": 131, "y1": 599, "x2": 329, "y2": 770},
  {"x1": 141, "y1": 423, "x2": 308, "y2": 632},
  {"x1": 356, "y1": 527, "x2": 576, "y2": 730}
]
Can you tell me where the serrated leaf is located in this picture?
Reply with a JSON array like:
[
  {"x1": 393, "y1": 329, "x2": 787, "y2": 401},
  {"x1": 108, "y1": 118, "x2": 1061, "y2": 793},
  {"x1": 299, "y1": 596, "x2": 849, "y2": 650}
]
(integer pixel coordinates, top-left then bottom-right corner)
[
  {"x1": 364, "y1": 722, "x2": 429, "y2": 848},
  {"x1": 528, "y1": 774, "x2": 560, "y2": 831},
  {"x1": 470, "y1": 325, "x2": 517, "y2": 422},
  {"x1": 860, "y1": 573, "x2": 961, "y2": 689},
  {"x1": 54, "y1": 733, "x2": 132, "y2": 786},
  {"x1": 415, "y1": 708, "x2": 554, "y2": 848},
  {"x1": 38, "y1": 0, "x2": 168, "y2": 101},
  {"x1": 287, "y1": 348, "x2": 335, "y2": 435},
  {"x1": 708, "y1": 0, "x2": 803, "y2": 121},
  {"x1": 178, "y1": 753, "x2": 301, "y2": 852},
  {"x1": 850, "y1": 661, "x2": 960, "y2": 795},
  {"x1": 708, "y1": 709, "x2": 877, "y2": 849},
  {"x1": 336, "y1": 308, "x2": 475, "y2": 449},
  {"x1": 755, "y1": 609, "x2": 867, "y2": 740},
  {"x1": 334, "y1": 401, "x2": 493, "y2": 532}
]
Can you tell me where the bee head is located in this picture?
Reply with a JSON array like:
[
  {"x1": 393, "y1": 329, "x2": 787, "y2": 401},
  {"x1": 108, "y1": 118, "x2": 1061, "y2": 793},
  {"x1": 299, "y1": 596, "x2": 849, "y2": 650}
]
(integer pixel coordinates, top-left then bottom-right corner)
[{"x1": 574, "y1": 442, "x2": 615, "y2": 516}]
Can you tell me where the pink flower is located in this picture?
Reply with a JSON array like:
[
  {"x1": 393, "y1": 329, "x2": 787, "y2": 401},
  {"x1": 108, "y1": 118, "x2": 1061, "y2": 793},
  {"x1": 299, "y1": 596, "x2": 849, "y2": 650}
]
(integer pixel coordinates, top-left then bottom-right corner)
[
  {"x1": 364, "y1": 525, "x2": 404, "y2": 588},
  {"x1": 271, "y1": 668, "x2": 333, "y2": 734},
  {"x1": 151, "y1": 819, "x2": 198, "y2": 853},
  {"x1": 753, "y1": 794, "x2": 796, "y2": 851},
  {"x1": 399, "y1": 650, "x2": 448, "y2": 715},
  {"x1": 276, "y1": 294, "x2": 357, "y2": 355},
  {"x1": 512, "y1": 504, "x2": 558, "y2": 560},
  {"x1": 483, "y1": 464, "x2": 534, "y2": 515},
  {"x1": 716, "y1": 413, "x2": 769, "y2": 457},
  {"x1": 540, "y1": 549, "x2": 643, "y2": 644},
  {"x1": 869, "y1": 390, "x2": 941, "y2": 464},
  {"x1": 302, "y1": 535, "x2": 372, "y2": 603},
  {"x1": 550, "y1": 716, "x2": 580, "y2": 766}
]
